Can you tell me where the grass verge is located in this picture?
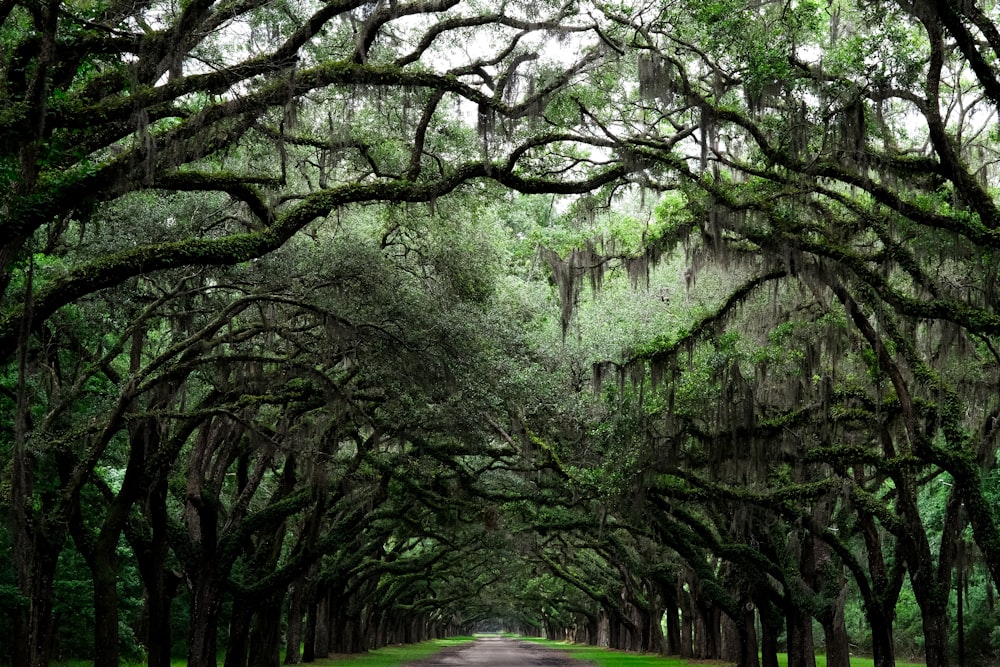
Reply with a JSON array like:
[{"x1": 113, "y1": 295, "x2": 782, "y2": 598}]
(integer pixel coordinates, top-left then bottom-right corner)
[
  {"x1": 312, "y1": 636, "x2": 476, "y2": 666},
  {"x1": 522, "y1": 638, "x2": 729, "y2": 666},
  {"x1": 521, "y1": 637, "x2": 926, "y2": 667},
  {"x1": 49, "y1": 637, "x2": 476, "y2": 667}
]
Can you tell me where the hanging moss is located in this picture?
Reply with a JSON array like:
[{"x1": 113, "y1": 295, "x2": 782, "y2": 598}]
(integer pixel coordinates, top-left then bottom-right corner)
[
  {"x1": 539, "y1": 243, "x2": 606, "y2": 337},
  {"x1": 637, "y1": 52, "x2": 674, "y2": 103}
]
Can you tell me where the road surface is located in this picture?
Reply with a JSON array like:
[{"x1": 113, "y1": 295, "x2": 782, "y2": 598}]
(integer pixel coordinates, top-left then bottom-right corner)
[{"x1": 404, "y1": 636, "x2": 593, "y2": 666}]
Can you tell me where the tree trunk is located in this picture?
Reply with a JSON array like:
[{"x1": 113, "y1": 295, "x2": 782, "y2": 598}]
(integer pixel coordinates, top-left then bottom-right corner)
[
  {"x1": 248, "y1": 592, "x2": 285, "y2": 667},
  {"x1": 678, "y1": 577, "x2": 693, "y2": 658},
  {"x1": 919, "y1": 604, "x2": 951, "y2": 667},
  {"x1": 188, "y1": 571, "x2": 225, "y2": 667},
  {"x1": 143, "y1": 476, "x2": 178, "y2": 667},
  {"x1": 868, "y1": 608, "x2": 896, "y2": 667},
  {"x1": 10, "y1": 314, "x2": 61, "y2": 667},
  {"x1": 957, "y1": 562, "x2": 965, "y2": 667},
  {"x1": 785, "y1": 605, "x2": 816, "y2": 667},
  {"x1": 694, "y1": 603, "x2": 720, "y2": 659},
  {"x1": 821, "y1": 586, "x2": 850, "y2": 667},
  {"x1": 739, "y1": 604, "x2": 760, "y2": 667},
  {"x1": 329, "y1": 601, "x2": 347, "y2": 654},
  {"x1": 284, "y1": 580, "x2": 305, "y2": 664},
  {"x1": 608, "y1": 613, "x2": 621, "y2": 650},
  {"x1": 721, "y1": 611, "x2": 739, "y2": 663},
  {"x1": 758, "y1": 600, "x2": 781, "y2": 667},
  {"x1": 12, "y1": 537, "x2": 61, "y2": 667},
  {"x1": 91, "y1": 545, "x2": 121, "y2": 667},
  {"x1": 586, "y1": 612, "x2": 599, "y2": 646},
  {"x1": 314, "y1": 590, "x2": 331, "y2": 658},
  {"x1": 645, "y1": 599, "x2": 665, "y2": 653},
  {"x1": 302, "y1": 591, "x2": 318, "y2": 663},
  {"x1": 663, "y1": 584, "x2": 681, "y2": 655},
  {"x1": 223, "y1": 598, "x2": 253, "y2": 667}
]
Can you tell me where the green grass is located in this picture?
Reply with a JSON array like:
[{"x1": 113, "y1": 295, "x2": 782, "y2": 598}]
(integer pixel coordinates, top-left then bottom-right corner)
[
  {"x1": 49, "y1": 637, "x2": 476, "y2": 667},
  {"x1": 312, "y1": 636, "x2": 476, "y2": 666},
  {"x1": 521, "y1": 638, "x2": 729, "y2": 666},
  {"x1": 776, "y1": 657, "x2": 924, "y2": 667},
  {"x1": 522, "y1": 638, "x2": 927, "y2": 667}
]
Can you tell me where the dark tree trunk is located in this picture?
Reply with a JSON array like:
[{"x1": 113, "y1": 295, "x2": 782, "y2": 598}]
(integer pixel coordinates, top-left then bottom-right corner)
[
  {"x1": 330, "y1": 601, "x2": 348, "y2": 654},
  {"x1": 403, "y1": 613, "x2": 415, "y2": 644},
  {"x1": 349, "y1": 613, "x2": 365, "y2": 653},
  {"x1": 643, "y1": 600, "x2": 664, "y2": 653},
  {"x1": 607, "y1": 613, "x2": 619, "y2": 650},
  {"x1": 284, "y1": 580, "x2": 306, "y2": 664},
  {"x1": 11, "y1": 323, "x2": 63, "y2": 667},
  {"x1": 821, "y1": 587, "x2": 850, "y2": 667},
  {"x1": 785, "y1": 605, "x2": 816, "y2": 667},
  {"x1": 586, "y1": 613, "x2": 600, "y2": 646},
  {"x1": 314, "y1": 590, "x2": 331, "y2": 658},
  {"x1": 373, "y1": 611, "x2": 388, "y2": 649},
  {"x1": 854, "y1": 499, "x2": 898, "y2": 667},
  {"x1": 738, "y1": 604, "x2": 760, "y2": 667},
  {"x1": 721, "y1": 611, "x2": 739, "y2": 663},
  {"x1": 758, "y1": 600, "x2": 781, "y2": 667},
  {"x1": 12, "y1": 536, "x2": 60, "y2": 667},
  {"x1": 248, "y1": 592, "x2": 285, "y2": 667},
  {"x1": 302, "y1": 592, "x2": 318, "y2": 663},
  {"x1": 663, "y1": 584, "x2": 681, "y2": 655},
  {"x1": 694, "y1": 603, "x2": 720, "y2": 659},
  {"x1": 868, "y1": 609, "x2": 896, "y2": 667},
  {"x1": 919, "y1": 604, "x2": 951, "y2": 667},
  {"x1": 957, "y1": 563, "x2": 966, "y2": 667},
  {"x1": 223, "y1": 598, "x2": 253, "y2": 667},
  {"x1": 91, "y1": 545, "x2": 121, "y2": 667},
  {"x1": 678, "y1": 576, "x2": 694, "y2": 658},
  {"x1": 144, "y1": 477, "x2": 178, "y2": 667},
  {"x1": 188, "y1": 570, "x2": 225, "y2": 667}
]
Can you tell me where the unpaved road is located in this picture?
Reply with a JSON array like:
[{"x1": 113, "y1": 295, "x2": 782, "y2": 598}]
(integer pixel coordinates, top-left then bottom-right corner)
[{"x1": 403, "y1": 636, "x2": 594, "y2": 666}]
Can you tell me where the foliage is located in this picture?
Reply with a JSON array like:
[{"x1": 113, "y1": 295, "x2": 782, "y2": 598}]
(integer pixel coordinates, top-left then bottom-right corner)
[{"x1": 5, "y1": 1, "x2": 1000, "y2": 666}]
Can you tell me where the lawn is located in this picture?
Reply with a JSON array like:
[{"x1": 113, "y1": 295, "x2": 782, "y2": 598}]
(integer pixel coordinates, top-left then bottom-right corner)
[
  {"x1": 313, "y1": 636, "x2": 476, "y2": 666},
  {"x1": 50, "y1": 637, "x2": 476, "y2": 667},
  {"x1": 522, "y1": 637, "x2": 927, "y2": 667}
]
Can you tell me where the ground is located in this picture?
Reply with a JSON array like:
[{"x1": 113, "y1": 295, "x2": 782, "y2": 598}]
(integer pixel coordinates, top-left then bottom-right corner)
[{"x1": 403, "y1": 636, "x2": 593, "y2": 666}]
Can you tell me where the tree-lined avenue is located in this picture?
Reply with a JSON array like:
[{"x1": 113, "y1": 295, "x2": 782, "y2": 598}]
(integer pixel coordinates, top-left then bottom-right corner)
[{"x1": 4, "y1": 1, "x2": 1000, "y2": 666}]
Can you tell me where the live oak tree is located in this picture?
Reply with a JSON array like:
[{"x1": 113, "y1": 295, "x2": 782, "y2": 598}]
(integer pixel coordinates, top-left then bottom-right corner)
[
  {"x1": 545, "y1": 1, "x2": 1000, "y2": 666},
  {"x1": 1, "y1": 0, "x2": 646, "y2": 662}
]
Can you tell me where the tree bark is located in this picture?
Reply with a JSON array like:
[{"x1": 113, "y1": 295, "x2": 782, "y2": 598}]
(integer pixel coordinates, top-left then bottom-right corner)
[
  {"x1": 302, "y1": 590, "x2": 318, "y2": 663},
  {"x1": 678, "y1": 575, "x2": 693, "y2": 658},
  {"x1": 314, "y1": 589, "x2": 332, "y2": 658},
  {"x1": 739, "y1": 603, "x2": 760, "y2": 667},
  {"x1": 223, "y1": 598, "x2": 253, "y2": 667},
  {"x1": 90, "y1": 545, "x2": 121, "y2": 667},
  {"x1": 12, "y1": 535, "x2": 61, "y2": 667},
  {"x1": 248, "y1": 592, "x2": 285, "y2": 667},
  {"x1": 821, "y1": 586, "x2": 851, "y2": 667},
  {"x1": 284, "y1": 579, "x2": 306, "y2": 664},
  {"x1": 917, "y1": 601, "x2": 951, "y2": 667},
  {"x1": 757, "y1": 599, "x2": 781, "y2": 667},
  {"x1": 144, "y1": 476, "x2": 179, "y2": 667},
  {"x1": 662, "y1": 583, "x2": 681, "y2": 655},
  {"x1": 785, "y1": 604, "x2": 816, "y2": 667},
  {"x1": 187, "y1": 569, "x2": 226, "y2": 666}
]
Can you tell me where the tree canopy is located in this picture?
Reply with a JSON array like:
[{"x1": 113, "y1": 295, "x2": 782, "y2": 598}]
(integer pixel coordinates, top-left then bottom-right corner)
[{"x1": 5, "y1": 1, "x2": 1000, "y2": 667}]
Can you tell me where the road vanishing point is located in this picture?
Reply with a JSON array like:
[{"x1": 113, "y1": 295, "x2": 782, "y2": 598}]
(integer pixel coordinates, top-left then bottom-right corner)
[{"x1": 404, "y1": 636, "x2": 590, "y2": 666}]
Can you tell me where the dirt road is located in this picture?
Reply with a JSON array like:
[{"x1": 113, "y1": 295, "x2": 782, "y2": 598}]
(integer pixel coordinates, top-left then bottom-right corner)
[{"x1": 403, "y1": 636, "x2": 593, "y2": 666}]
